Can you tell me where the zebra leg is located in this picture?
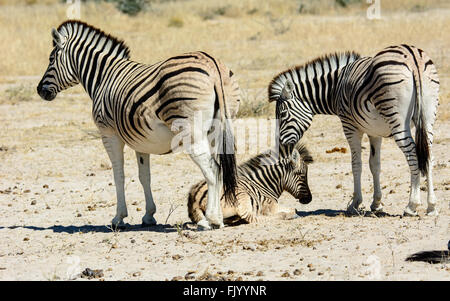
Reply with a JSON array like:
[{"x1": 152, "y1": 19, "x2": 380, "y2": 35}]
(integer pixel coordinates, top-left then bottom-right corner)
[
  {"x1": 102, "y1": 135, "x2": 128, "y2": 229},
  {"x1": 236, "y1": 195, "x2": 258, "y2": 223},
  {"x1": 392, "y1": 130, "x2": 421, "y2": 216},
  {"x1": 135, "y1": 152, "x2": 157, "y2": 226},
  {"x1": 425, "y1": 151, "x2": 437, "y2": 216},
  {"x1": 368, "y1": 136, "x2": 383, "y2": 212},
  {"x1": 189, "y1": 140, "x2": 224, "y2": 230},
  {"x1": 343, "y1": 128, "x2": 364, "y2": 215},
  {"x1": 425, "y1": 130, "x2": 437, "y2": 216}
]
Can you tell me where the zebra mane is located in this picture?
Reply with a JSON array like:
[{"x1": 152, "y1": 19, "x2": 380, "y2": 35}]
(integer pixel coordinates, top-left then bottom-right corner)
[
  {"x1": 239, "y1": 142, "x2": 313, "y2": 171},
  {"x1": 268, "y1": 51, "x2": 361, "y2": 102},
  {"x1": 56, "y1": 20, "x2": 131, "y2": 60}
]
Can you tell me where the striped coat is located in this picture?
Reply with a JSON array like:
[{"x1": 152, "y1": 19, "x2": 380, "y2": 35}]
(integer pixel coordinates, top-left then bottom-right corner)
[{"x1": 188, "y1": 143, "x2": 313, "y2": 225}]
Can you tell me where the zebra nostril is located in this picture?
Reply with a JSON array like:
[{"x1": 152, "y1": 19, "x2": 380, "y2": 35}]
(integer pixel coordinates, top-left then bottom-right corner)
[
  {"x1": 299, "y1": 193, "x2": 312, "y2": 204},
  {"x1": 37, "y1": 85, "x2": 55, "y2": 101}
]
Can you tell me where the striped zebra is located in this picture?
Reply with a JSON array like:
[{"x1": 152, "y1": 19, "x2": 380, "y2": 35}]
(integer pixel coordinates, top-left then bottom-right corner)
[
  {"x1": 188, "y1": 142, "x2": 313, "y2": 226},
  {"x1": 36, "y1": 20, "x2": 240, "y2": 230},
  {"x1": 269, "y1": 45, "x2": 439, "y2": 216}
]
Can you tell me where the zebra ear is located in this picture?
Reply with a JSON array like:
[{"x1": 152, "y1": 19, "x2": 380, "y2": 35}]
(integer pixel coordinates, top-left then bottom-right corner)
[
  {"x1": 281, "y1": 79, "x2": 294, "y2": 101},
  {"x1": 52, "y1": 28, "x2": 65, "y2": 49}
]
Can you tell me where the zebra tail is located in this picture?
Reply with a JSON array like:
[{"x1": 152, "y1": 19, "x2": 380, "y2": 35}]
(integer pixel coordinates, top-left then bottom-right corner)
[
  {"x1": 413, "y1": 70, "x2": 429, "y2": 177},
  {"x1": 219, "y1": 118, "x2": 237, "y2": 202},
  {"x1": 203, "y1": 51, "x2": 237, "y2": 202}
]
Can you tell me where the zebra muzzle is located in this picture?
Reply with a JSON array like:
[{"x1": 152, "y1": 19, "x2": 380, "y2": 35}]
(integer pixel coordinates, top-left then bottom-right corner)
[{"x1": 37, "y1": 83, "x2": 56, "y2": 101}]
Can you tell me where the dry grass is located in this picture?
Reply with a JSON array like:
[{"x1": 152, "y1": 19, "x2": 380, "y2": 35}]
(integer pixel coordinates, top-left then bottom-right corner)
[{"x1": 0, "y1": 0, "x2": 449, "y2": 118}]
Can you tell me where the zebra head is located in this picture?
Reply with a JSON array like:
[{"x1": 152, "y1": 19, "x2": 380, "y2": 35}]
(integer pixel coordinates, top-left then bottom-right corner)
[
  {"x1": 37, "y1": 27, "x2": 79, "y2": 101},
  {"x1": 281, "y1": 143, "x2": 313, "y2": 204},
  {"x1": 276, "y1": 79, "x2": 313, "y2": 146}
]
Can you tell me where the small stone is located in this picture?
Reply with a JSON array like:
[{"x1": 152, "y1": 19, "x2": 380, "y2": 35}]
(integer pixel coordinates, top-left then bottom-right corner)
[
  {"x1": 76, "y1": 213, "x2": 82, "y2": 217},
  {"x1": 293, "y1": 269, "x2": 302, "y2": 276},
  {"x1": 43, "y1": 184, "x2": 49, "y2": 189},
  {"x1": 111, "y1": 243, "x2": 118, "y2": 249},
  {"x1": 136, "y1": 207, "x2": 142, "y2": 212},
  {"x1": 81, "y1": 268, "x2": 103, "y2": 279},
  {"x1": 336, "y1": 184, "x2": 342, "y2": 189},
  {"x1": 171, "y1": 276, "x2": 183, "y2": 281},
  {"x1": 185, "y1": 272, "x2": 196, "y2": 280},
  {"x1": 23, "y1": 237, "x2": 29, "y2": 241},
  {"x1": 243, "y1": 244, "x2": 256, "y2": 251},
  {"x1": 30, "y1": 200, "x2": 36, "y2": 205},
  {"x1": 281, "y1": 271, "x2": 290, "y2": 277},
  {"x1": 256, "y1": 271, "x2": 264, "y2": 276},
  {"x1": 132, "y1": 272, "x2": 141, "y2": 277},
  {"x1": 24, "y1": 189, "x2": 31, "y2": 193},
  {"x1": 172, "y1": 254, "x2": 183, "y2": 260},
  {"x1": 130, "y1": 239, "x2": 136, "y2": 244}
]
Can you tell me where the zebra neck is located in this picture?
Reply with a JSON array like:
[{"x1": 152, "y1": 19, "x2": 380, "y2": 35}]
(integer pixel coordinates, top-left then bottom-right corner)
[
  {"x1": 75, "y1": 49, "x2": 130, "y2": 101},
  {"x1": 293, "y1": 69, "x2": 341, "y2": 116},
  {"x1": 240, "y1": 163, "x2": 284, "y2": 199}
]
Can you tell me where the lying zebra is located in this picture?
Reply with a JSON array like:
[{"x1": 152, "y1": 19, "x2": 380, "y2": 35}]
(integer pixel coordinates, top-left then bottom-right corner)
[{"x1": 188, "y1": 143, "x2": 313, "y2": 226}]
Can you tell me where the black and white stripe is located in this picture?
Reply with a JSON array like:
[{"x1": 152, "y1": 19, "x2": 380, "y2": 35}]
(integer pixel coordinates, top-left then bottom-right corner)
[
  {"x1": 269, "y1": 45, "x2": 439, "y2": 216},
  {"x1": 188, "y1": 143, "x2": 313, "y2": 224},
  {"x1": 37, "y1": 20, "x2": 240, "y2": 230}
]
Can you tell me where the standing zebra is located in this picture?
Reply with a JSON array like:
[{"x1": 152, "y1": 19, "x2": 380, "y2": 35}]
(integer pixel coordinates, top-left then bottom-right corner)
[
  {"x1": 36, "y1": 21, "x2": 240, "y2": 230},
  {"x1": 188, "y1": 142, "x2": 313, "y2": 225},
  {"x1": 269, "y1": 45, "x2": 439, "y2": 216}
]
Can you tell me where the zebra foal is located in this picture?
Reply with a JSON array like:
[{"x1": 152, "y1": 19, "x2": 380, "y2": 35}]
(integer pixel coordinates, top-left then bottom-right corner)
[
  {"x1": 37, "y1": 21, "x2": 240, "y2": 230},
  {"x1": 269, "y1": 45, "x2": 439, "y2": 216},
  {"x1": 188, "y1": 143, "x2": 313, "y2": 225}
]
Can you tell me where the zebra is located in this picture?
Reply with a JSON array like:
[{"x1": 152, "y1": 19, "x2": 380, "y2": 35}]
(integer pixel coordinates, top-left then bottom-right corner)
[
  {"x1": 269, "y1": 45, "x2": 439, "y2": 217},
  {"x1": 36, "y1": 20, "x2": 240, "y2": 230},
  {"x1": 188, "y1": 142, "x2": 313, "y2": 226}
]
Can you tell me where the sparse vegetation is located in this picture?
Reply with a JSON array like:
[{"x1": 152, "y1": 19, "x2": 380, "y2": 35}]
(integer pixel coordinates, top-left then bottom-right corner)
[
  {"x1": 168, "y1": 16, "x2": 183, "y2": 28},
  {"x1": 2, "y1": 84, "x2": 35, "y2": 103}
]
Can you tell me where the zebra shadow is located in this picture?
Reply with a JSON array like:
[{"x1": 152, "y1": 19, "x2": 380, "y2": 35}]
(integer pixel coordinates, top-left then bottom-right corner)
[
  {"x1": 294, "y1": 209, "x2": 402, "y2": 218},
  {"x1": 1, "y1": 223, "x2": 177, "y2": 234}
]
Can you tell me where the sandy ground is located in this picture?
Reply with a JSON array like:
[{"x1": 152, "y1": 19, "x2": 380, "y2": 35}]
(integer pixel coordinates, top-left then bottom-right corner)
[{"x1": 0, "y1": 79, "x2": 449, "y2": 281}]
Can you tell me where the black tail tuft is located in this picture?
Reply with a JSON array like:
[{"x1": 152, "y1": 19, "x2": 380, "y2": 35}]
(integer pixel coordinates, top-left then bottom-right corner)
[
  {"x1": 219, "y1": 119, "x2": 237, "y2": 202},
  {"x1": 415, "y1": 115, "x2": 429, "y2": 177},
  {"x1": 406, "y1": 250, "x2": 449, "y2": 264}
]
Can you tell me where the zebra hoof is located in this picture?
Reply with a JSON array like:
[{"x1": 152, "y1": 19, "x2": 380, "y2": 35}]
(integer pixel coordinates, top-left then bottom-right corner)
[
  {"x1": 370, "y1": 202, "x2": 384, "y2": 213},
  {"x1": 346, "y1": 206, "x2": 364, "y2": 216},
  {"x1": 142, "y1": 215, "x2": 157, "y2": 227},
  {"x1": 403, "y1": 207, "x2": 418, "y2": 217},
  {"x1": 197, "y1": 218, "x2": 212, "y2": 231},
  {"x1": 426, "y1": 208, "x2": 439, "y2": 216},
  {"x1": 110, "y1": 222, "x2": 127, "y2": 231},
  {"x1": 205, "y1": 215, "x2": 224, "y2": 229},
  {"x1": 141, "y1": 222, "x2": 155, "y2": 228}
]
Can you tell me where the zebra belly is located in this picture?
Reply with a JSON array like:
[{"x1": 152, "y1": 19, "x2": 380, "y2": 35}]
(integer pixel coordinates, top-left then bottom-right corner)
[
  {"x1": 355, "y1": 101, "x2": 392, "y2": 138},
  {"x1": 127, "y1": 119, "x2": 175, "y2": 155},
  {"x1": 359, "y1": 114, "x2": 391, "y2": 137}
]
